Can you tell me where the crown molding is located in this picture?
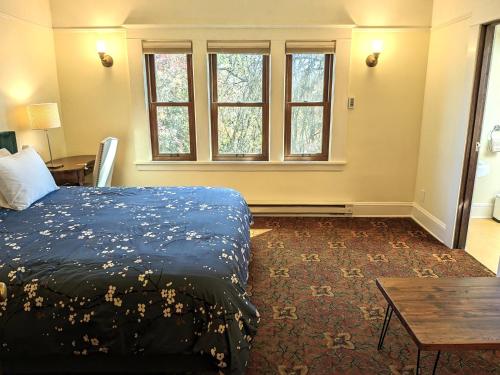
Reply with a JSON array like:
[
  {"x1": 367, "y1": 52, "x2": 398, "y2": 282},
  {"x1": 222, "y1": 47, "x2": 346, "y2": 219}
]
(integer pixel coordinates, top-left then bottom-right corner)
[{"x1": 0, "y1": 10, "x2": 51, "y2": 28}]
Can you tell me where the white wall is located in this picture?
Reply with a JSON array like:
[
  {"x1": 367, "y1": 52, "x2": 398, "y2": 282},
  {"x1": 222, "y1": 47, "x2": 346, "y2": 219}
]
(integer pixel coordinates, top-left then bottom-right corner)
[
  {"x1": 0, "y1": 0, "x2": 66, "y2": 160},
  {"x1": 413, "y1": 0, "x2": 500, "y2": 246},
  {"x1": 472, "y1": 27, "x2": 500, "y2": 218},
  {"x1": 49, "y1": 0, "x2": 433, "y2": 28}
]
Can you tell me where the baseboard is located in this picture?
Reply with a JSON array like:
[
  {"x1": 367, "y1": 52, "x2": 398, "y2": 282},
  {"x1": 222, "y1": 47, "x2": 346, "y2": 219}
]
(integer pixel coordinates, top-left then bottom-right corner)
[
  {"x1": 248, "y1": 201, "x2": 413, "y2": 217},
  {"x1": 352, "y1": 202, "x2": 413, "y2": 217},
  {"x1": 247, "y1": 200, "x2": 451, "y2": 246},
  {"x1": 411, "y1": 203, "x2": 448, "y2": 245},
  {"x1": 250, "y1": 204, "x2": 352, "y2": 216},
  {"x1": 470, "y1": 203, "x2": 493, "y2": 219}
]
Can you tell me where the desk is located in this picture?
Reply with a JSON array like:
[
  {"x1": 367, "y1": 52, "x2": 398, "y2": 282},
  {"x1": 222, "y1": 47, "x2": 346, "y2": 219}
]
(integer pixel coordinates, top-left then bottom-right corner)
[
  {"x1": 49, "y1": 155, "x2": 95, "y2": 186},
  {"x1": 376, "y1": 277, "x2": 500, "y2": 374}
]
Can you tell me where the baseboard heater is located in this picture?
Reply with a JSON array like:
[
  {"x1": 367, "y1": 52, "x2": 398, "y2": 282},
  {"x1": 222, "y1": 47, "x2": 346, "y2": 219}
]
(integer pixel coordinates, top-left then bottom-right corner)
[{"x1": 249, "y1": 204, "x2": 353, "y2": 216}]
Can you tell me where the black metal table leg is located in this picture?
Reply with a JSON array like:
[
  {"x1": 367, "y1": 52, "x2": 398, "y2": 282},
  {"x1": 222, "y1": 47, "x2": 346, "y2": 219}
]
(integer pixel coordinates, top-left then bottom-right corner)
[
  {"x1": 377, "y1": 304, "x2": 393, "y2": 350},
  {"x1": 416, "y1": 348, "x2": 421, "y2": 375},
  {"x1": 432, "y1": 351, "x2": 441, "y2": 375}
]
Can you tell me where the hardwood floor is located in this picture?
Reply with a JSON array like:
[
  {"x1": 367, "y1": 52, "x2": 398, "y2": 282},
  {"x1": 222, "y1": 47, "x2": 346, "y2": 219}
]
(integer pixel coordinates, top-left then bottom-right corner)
[{"x1": 466, "y1": 218, "x2": 500, "y2": 273}]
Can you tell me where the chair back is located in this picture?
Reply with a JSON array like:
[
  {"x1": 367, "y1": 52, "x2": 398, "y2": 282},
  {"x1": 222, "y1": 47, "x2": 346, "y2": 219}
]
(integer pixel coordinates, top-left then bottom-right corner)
[{"x1": 93, "y1": 137, "x2": 118, "y2": 187}]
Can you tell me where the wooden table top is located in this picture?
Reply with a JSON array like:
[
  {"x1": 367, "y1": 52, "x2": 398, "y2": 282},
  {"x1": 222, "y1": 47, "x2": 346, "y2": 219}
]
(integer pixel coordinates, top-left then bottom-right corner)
[
  {"x1": 50, "y1": 155, "x2": 95, "y2": 173},
  {"x1": 376, "y1": 277, "x2": 500, "y2": 350}
]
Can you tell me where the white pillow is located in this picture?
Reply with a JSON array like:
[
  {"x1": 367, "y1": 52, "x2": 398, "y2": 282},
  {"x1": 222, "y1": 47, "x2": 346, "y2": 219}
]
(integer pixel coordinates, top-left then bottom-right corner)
[
  {"x1": 0, "y1": 147, "x2": 59, "y2": 210},
  {"x1": 0, "y1": 148, "x2": 11, "y2": 208}
]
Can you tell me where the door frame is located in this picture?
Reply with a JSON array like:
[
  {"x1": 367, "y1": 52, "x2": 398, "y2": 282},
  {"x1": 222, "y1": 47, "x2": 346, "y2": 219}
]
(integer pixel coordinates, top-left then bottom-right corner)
[{"x1": 454, "y1": 21, "x2": 500, "y2": 248}]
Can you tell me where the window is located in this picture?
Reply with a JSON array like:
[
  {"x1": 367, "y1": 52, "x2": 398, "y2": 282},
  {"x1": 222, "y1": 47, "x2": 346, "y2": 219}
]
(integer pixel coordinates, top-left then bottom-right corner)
[
  {"x1": 284, "y1": 41, "x2": 335, "y2": 161},
  {"x1": 144, "y1": 41, "x2": 196, "y2": 161},
  {"x1": 208, "y1": 41, "x2": 270, "y2": 161}
]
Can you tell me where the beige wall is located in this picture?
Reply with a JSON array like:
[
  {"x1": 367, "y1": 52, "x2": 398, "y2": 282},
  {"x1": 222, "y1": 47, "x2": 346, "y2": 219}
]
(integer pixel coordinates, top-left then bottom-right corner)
[
  {"x1": 0, "y1": 0, "x2": 66, "y2": 160},
  {"x1": 53, "y1": 27, "x2": 429, "y2": 206},
  {"x1": 412, "y1": 19, "x2": 473, "y2": 245},
  {"x1": 9, "y1": 0, "x2": 499, "y2": 248},
  {"x1": 413, "y1": 0, "x2": 500, "y2": 246},
  {"x1": 53, "y1": 30, "x2": 131, "y2": 184},
  {"x1": 0, "y1": 0, "x2": 52, "y2": 26},
  {"x1": 49, "y1": 0, "x2": 433, "y2": 28}
]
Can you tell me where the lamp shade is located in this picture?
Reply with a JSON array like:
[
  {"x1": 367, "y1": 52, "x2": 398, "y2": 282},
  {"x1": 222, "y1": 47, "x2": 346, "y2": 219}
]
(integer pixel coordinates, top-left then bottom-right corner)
[{"x1": 27, "y1": 103, "x2": 61, "y2": 130}]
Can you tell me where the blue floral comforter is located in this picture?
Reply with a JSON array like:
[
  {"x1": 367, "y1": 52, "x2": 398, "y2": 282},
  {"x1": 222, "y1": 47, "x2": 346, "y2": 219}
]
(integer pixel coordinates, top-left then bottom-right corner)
[{"x1": 0, "y1": 187, "x2": 258, "y2": 374}]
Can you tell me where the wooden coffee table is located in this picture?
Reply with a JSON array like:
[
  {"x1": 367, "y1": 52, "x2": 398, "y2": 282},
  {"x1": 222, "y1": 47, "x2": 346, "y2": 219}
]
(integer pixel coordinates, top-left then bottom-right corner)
[{"x1": 376, "y1": 277, "x2": 500, "y2": 374}]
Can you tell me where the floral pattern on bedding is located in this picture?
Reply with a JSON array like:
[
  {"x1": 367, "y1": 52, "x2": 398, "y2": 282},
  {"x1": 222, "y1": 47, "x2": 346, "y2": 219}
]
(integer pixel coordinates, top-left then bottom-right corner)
[{"x1": 0, "y1": 186, "x2": 258, "y2": 374}]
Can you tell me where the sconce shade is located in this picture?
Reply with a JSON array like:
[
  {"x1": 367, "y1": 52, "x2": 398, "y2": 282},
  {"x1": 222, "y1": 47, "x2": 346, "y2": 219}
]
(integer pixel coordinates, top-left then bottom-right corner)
[
  {"x1": 372, "y1": 40, "x2": 384, "y2": 54},
  {"x1": 366, "y1": 40, "x2": 384, "y2": 67},
  {"x1": 96, "y1": 40, "x2": 114, "y2": 67},
  {"x1": 96, "y1": 40, "x2": 107, "y2": 53},
  {"x1": 27, "y1": 103, "x2": 61, "y2": 130}
]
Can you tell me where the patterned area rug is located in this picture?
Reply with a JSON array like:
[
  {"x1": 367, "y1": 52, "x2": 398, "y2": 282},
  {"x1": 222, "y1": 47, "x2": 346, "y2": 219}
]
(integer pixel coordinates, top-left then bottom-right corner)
[{"x1": 246, "y1": 217, "x2": 498, "y2": 375}]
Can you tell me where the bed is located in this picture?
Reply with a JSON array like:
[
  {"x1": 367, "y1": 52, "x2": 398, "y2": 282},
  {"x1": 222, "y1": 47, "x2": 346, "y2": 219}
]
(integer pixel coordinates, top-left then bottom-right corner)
[{"x1": 0, "y1": 133, "x2": 258, "y2": 374}]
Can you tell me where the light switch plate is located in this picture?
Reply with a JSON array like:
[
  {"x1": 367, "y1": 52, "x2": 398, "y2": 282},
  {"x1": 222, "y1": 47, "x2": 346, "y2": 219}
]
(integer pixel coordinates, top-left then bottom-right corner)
[
  {"x1": 347, "y1": 97, "x2": 355, "y2": 110},
  {"x1": 419, "y1": 189, "x2": 426, "y2": 204}
]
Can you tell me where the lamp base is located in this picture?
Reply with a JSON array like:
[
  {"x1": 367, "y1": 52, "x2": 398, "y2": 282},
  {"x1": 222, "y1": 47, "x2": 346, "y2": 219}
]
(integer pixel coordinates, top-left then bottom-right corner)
[{"x1": 46, "y1": 162, "x2": 63, "y2": 169}]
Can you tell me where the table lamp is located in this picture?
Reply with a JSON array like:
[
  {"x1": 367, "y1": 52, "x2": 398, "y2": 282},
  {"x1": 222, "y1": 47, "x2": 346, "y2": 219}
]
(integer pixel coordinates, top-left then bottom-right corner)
[{"x1": 27, "y1": 103, "x2": 63, "y2": 169}]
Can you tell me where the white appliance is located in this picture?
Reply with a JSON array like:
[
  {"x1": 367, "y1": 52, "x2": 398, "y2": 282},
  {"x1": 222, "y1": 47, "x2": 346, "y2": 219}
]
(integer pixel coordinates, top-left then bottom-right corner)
[{"x1": 493, "y1": 194, "x2": 500, "y2": 222}]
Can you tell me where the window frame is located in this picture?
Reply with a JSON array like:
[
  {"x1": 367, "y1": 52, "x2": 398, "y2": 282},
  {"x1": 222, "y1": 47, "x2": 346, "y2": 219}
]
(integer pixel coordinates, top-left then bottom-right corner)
[
  {"x1": 208, "y1": 53, "x2": 270, "y2": 161},
  {"x1": 145, "y1": 53, "x2": 197, "y2": 161},
  {"x1": 284, "y1": 53, "x2": 334, "y2": 161}
]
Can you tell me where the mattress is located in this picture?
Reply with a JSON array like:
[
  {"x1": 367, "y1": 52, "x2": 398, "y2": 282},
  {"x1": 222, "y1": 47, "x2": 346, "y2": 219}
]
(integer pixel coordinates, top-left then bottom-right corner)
[{"x1": 0, "y1": 186, "x2": 258, "y2": 374}]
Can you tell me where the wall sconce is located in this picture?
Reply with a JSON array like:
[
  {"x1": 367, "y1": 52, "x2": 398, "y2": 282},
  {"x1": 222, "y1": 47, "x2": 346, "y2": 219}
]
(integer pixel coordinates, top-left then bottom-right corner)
[
  {"x1": 366, "y1": 40, "x2": 383, "y2": 68},
  {"x1": 96, "y1": 40, "x2": 113, "y2": 67}
]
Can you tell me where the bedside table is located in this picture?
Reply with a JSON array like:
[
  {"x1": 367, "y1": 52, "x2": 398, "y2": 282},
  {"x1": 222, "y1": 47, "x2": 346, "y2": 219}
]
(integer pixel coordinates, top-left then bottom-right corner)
[{"x1": 49, "y1": 155, "x2": 95, "y2": 186}]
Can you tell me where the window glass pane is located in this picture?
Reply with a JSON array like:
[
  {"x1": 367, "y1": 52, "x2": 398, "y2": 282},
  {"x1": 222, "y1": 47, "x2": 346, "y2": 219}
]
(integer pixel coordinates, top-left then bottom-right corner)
[
  {"x1": 156, "y1": 106, "x2": 190, "y2": 154},
  {"x1": 291, "y1": 54, "x2": 325, "y2": 102},
  {"x1": 218, "y1": 107, "x2": 262, "y2": 154},
  {"x1": 217, "y1": 54, "x2": 263, "y2": 103},
  {"x1": 155, "y1": 54, "x2": 189, "y2": 102},
  {"x1": 291, "y1": 106, "x2": 324, "y2": 154}
]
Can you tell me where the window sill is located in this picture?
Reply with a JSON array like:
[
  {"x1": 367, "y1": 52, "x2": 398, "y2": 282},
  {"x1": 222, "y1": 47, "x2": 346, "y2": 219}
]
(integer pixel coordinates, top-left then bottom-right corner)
[{"x1": 134, "y1": 160, "x2": 347, "y2": 172}]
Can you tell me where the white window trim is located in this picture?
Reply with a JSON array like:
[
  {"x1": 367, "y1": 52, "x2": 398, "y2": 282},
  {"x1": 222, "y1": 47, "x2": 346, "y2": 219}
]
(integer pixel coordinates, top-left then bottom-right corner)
[{"x1": 126, "y1": 26, "x2": 351, "y2": 170}]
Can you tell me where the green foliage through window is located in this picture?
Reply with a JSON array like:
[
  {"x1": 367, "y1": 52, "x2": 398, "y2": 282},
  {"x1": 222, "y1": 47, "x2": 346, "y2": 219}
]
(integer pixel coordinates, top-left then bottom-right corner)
[
  {"x1": 291, "y1": 106, "x2": 323, "y2": 154},
  {"x1": 286, "y1": 53, "x2": 333, "y2": 160},
  {"x1": 292, "y1": 54, "x2": 325, "y2": 102},
  {"x1": 157, "y1": 106, "x2": 190, "y2": 154},
  {"x1": 217, "y1": 54, "x2": 263, "y2": 103},
  {"x1": 147, "y1": 53, "x2": 195, "y2": 159},
  {"x1": 211, "y1": 53, "x2": 268, "y2": 159},
  {"x1": 218, "y1": 107, "x2": 263, "y2": 154},
  {"x1": 155, "y1": 54, "x2": 189, "y2": 102}
]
